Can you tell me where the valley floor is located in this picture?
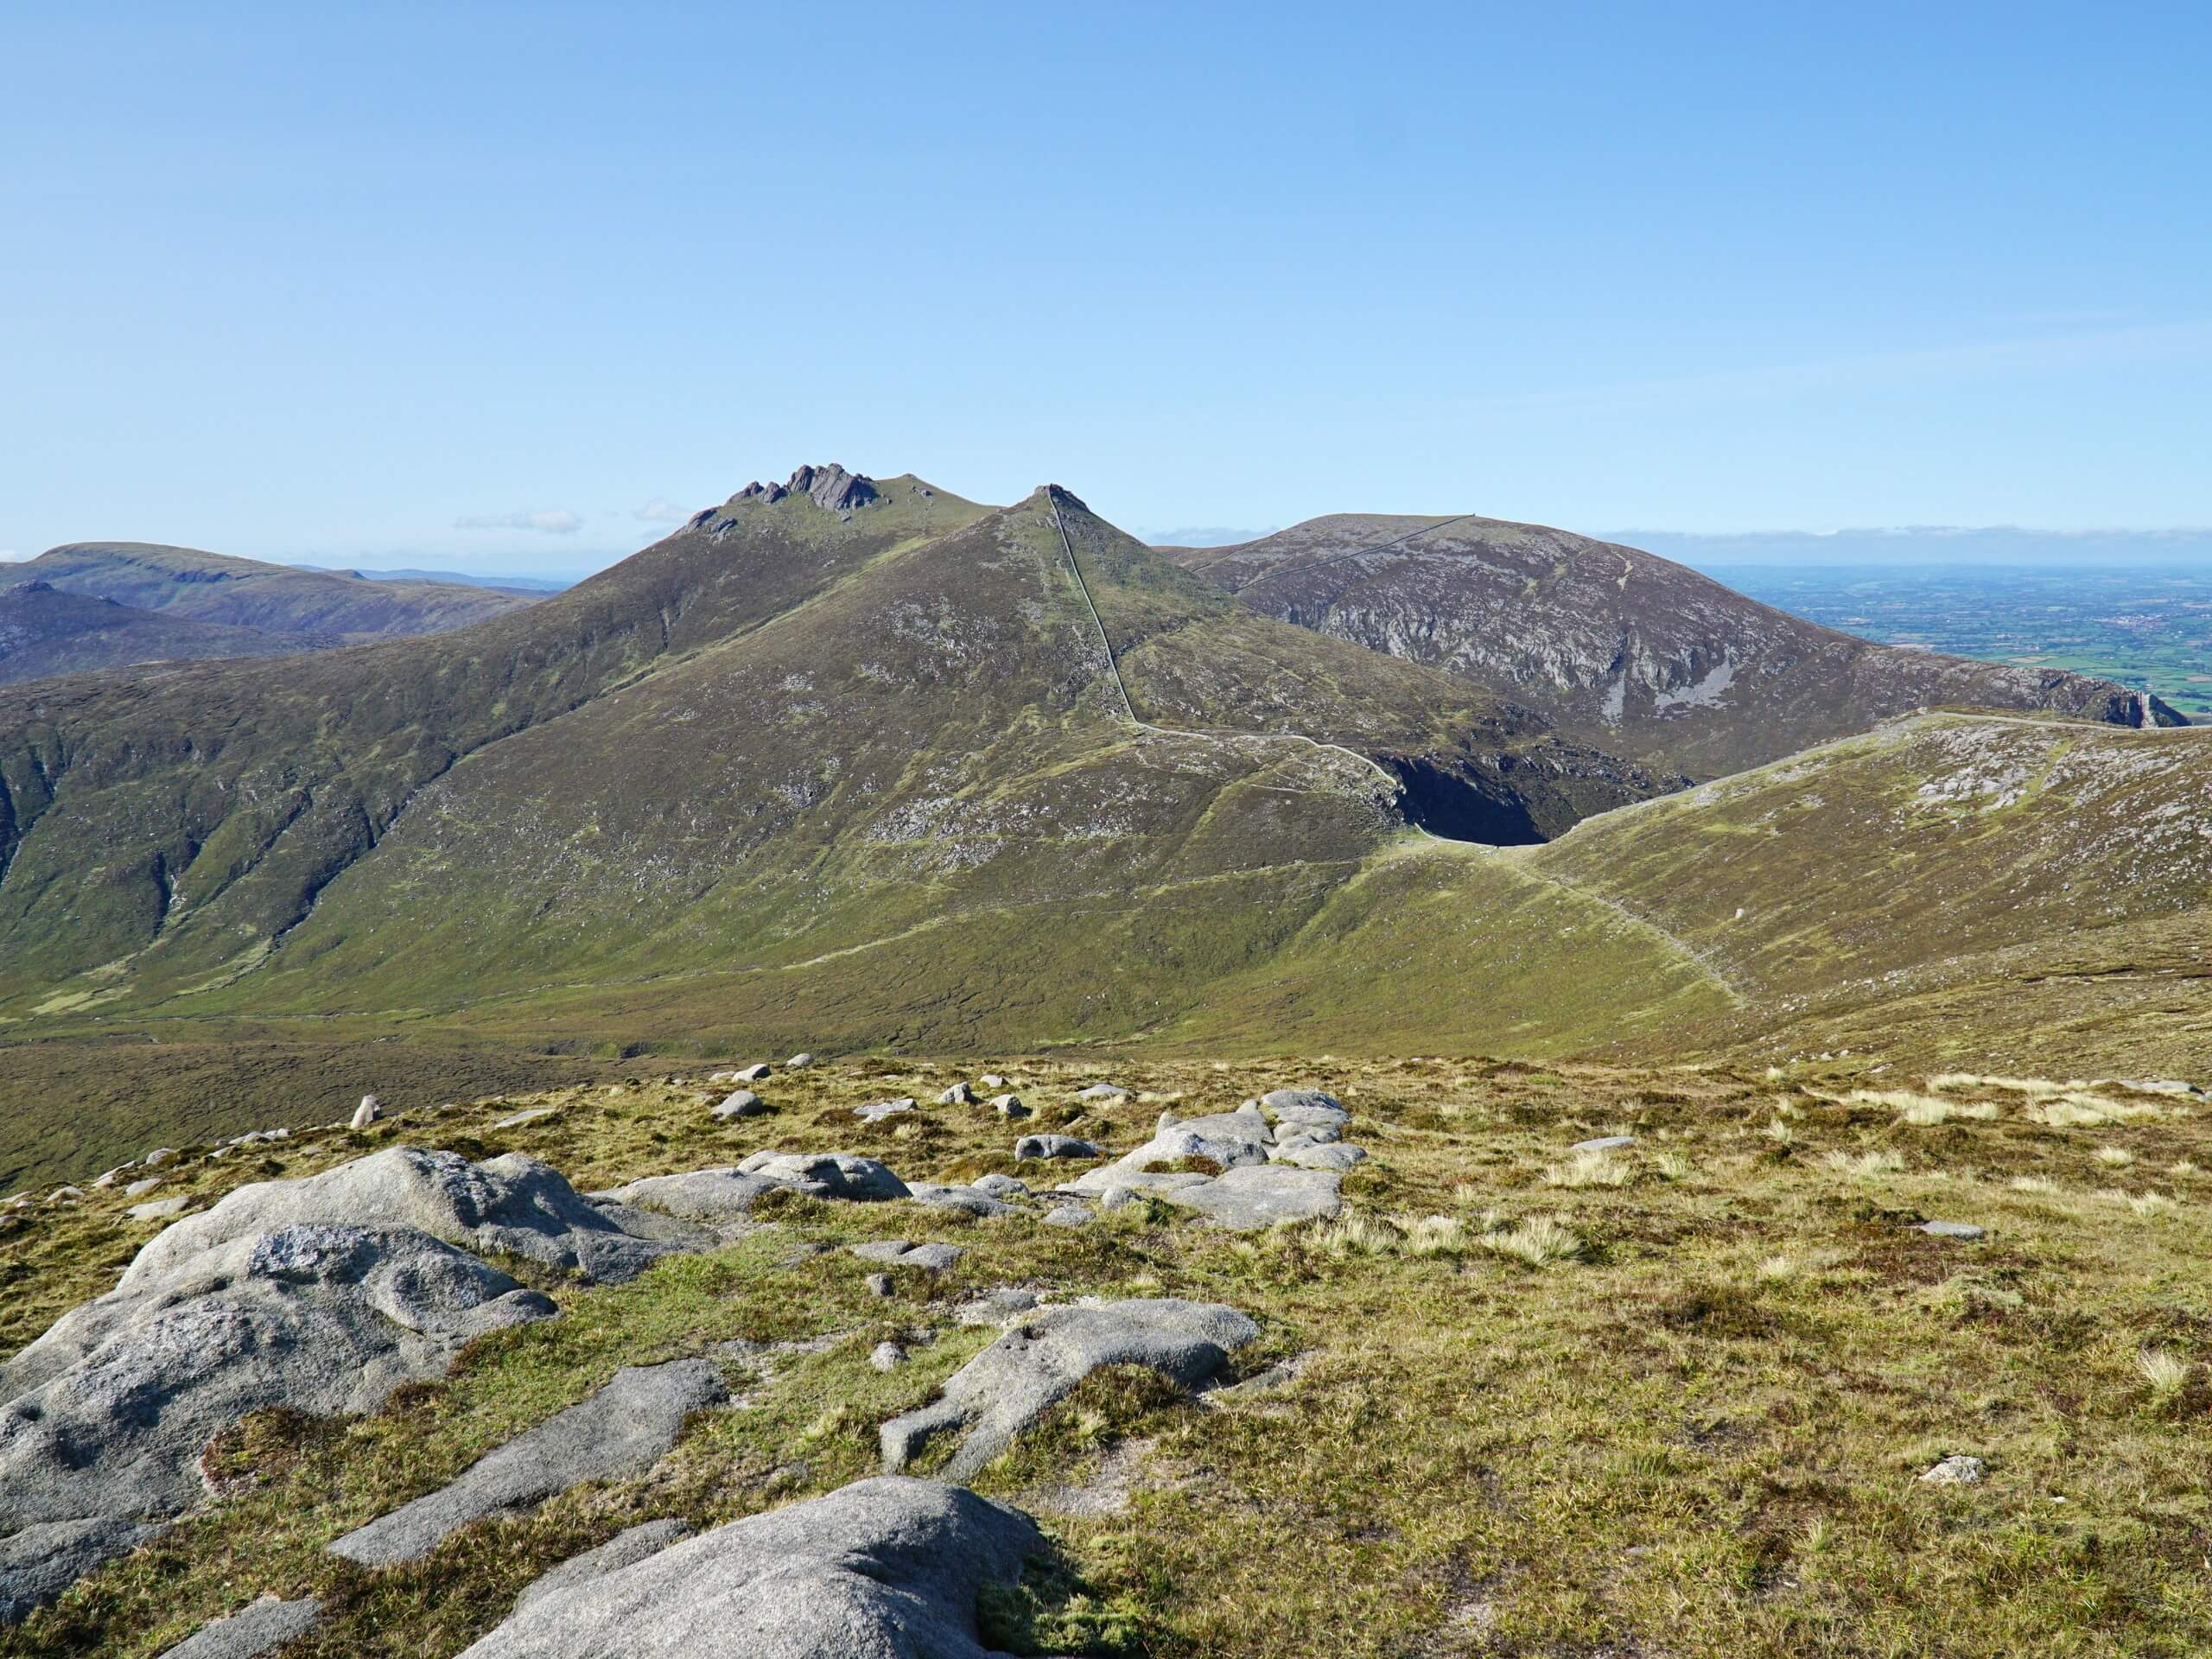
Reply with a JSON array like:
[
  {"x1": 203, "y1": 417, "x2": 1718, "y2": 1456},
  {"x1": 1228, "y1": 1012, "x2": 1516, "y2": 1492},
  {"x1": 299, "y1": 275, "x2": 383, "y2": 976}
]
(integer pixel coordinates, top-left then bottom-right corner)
[{"x1": 6, "y1": 1054, "x2": 2211, "y2": 1656}]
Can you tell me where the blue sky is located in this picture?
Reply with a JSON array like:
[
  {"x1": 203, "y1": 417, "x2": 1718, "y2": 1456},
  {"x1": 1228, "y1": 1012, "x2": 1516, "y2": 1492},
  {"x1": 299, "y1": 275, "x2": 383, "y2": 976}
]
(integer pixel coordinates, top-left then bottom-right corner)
[{"x1": 3, "y1": 2, "x2": 2207, "y2": 576}]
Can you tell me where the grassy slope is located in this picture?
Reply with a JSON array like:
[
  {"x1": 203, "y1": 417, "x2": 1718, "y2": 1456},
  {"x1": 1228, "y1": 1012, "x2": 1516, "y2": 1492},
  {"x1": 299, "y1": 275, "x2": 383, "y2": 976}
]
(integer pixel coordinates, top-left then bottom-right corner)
[
  {"x1": 7, "y1": 1055, "x2": 2211, "y2": 1656},
  {"x1": 0, "y1": 480, "x2": 989, "y2": 1007},
  {"x1": 0, "y1": 487, "x2": 1677, "y2": 1193},
  {"x1": 9, "y1": 505, "x2": 2210, "y2": 1195},
  {"x1": 1156, "y1": 711, "x2": 2212, "y2": 1076},
  {"x1": 1522, "y1": 713, "x2": 2212, "y2": 1069}
]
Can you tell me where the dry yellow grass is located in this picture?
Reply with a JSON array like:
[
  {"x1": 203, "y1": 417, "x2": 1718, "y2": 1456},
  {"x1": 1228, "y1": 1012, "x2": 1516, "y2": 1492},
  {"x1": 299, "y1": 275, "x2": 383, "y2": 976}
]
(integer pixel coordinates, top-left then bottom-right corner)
[{"x1": 9, "y1": 1052, "x2": 2212, "y2": 1659}]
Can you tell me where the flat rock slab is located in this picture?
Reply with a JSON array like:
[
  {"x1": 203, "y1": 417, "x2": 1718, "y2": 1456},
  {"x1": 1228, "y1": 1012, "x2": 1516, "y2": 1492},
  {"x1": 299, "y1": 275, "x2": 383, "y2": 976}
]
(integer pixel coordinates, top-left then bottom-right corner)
[
  {"x1": 129, "y1": 1196, "x2": 192, "y2": 1221},
  {"x1": 956, "y1": 1287, "x2": 1043, "y2": 1326},
  {"x1": 492, "y1": 1108, "x2": 558, "y2": 1131},
  {"x1": 903, "y1": 1182, "x2": 1023, "y2": 1219},
  {"x1": 124, "y1": 1146, "x2": 675, "y2": 1287},
  {"x1": 1920, "y1": 1221, "x2": 1986, "y2": 1241},
  {"x1": 1275, "y1": 1142, "x2": 1366, "y2": 1172},
  {"x1": 1014, "y1": 1135, "x2": 1101, "y2": 1160},
  {"x1": 460, "y1": 1477, "x2": 1039, "y2": 1659},
  {"x1": 329, "y1": 1360, "x2": 726, "y2": 1567},
  {"x1": 513, "y1": 1520, "x2": 692, "y2": 1613},
  {"x1": 1, "y1": 1517, "x2": 157, "y2": 1627},
  {"x1": 3, "y1": 1161, "x2": 579, "y2": 1618},
  {"x1": 854, "y1": 1097, "x2": 918, "y2": 1123},
  {"x1": 1261, "y1": 1089, "x2": 1351, "y2": 1126},
  {"x1": 1160, "y1": 1165, "x2": 1343, "y2": 1230},
  {"x1": 849, "y1": 1241, "x2": 964, "y2": 1273},
  {"x1": 1064, "y1": 1170, "x2": 1212, "y2": 1203},
  {"x1": 734, "y1": 1152, "x2": 910, "y2": 1202},
  {"x1": 880, "y1": 1299, "x2": 1259, "y2": 1480},
  {"x1": 157, "y1": 1594, "x2": 322, "y2": 1658},
  {"x1": 1076, "y1": 1084, "x2": 1132, "y2": 1100},
  {"x1": 601, "y1": 1168, "x2": 782, "y2": 1222}
]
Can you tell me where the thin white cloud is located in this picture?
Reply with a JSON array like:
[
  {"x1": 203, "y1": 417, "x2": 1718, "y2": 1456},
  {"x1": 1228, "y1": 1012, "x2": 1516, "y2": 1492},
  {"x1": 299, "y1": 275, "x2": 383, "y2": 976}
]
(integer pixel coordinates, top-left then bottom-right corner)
[
  {"x1": 633, "y1": 497, "x2": 692, "y2": 524},
  {"x1": 454, "y1": 508, "x2": 583, "y2": 534}
]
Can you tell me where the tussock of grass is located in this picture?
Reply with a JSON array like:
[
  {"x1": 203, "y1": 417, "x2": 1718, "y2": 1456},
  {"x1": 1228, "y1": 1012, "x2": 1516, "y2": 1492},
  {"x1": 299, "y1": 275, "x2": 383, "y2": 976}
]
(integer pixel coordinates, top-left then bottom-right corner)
[
  {"x1": 1849, "y1": 1088, "x2": 2000, "y2": 1124},
  {"x1": 1846, "y1": 1087, "x2": 1946, "y2": 1112},
  {"x1": 1401, "y1": 1215, "x2": 1467, "y2": 1257},
  {"x1": 1822, "y1": 1148, "x2": 1905, "y2": 1179},
  {"x1": 1929, "y1": 1073, "x2": 2064, "y2": 1096},
  {"x1": 1314, "y1": 1211, "x2": 1401, "y2": 1257},
  {"x1": 1473, "y1": 1214, "x2": 1585, "y2": 1268},
  {"x1": 1543, "y1": 1150, "x2": 1633, "y2": 1187},
  {"x1": 2136, "y1": 1347, "x2": 2190, "y2": 1401},
  {"x1": 2026, "y1": 1093, "x2": 2166, "y2": 1129}
]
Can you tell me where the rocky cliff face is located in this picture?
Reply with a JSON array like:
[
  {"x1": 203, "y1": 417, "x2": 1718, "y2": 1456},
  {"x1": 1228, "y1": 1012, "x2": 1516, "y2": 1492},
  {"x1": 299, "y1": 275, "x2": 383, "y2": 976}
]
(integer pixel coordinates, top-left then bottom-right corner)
[{"x1": 1168, "y1": 513, "x2": 2183, "y2": 779}]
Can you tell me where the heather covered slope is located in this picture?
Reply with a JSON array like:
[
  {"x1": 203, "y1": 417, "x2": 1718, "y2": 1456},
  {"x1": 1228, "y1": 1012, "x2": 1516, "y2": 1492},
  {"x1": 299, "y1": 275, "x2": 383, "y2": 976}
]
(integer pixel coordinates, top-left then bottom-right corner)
[
  {"x1": 0, "y1": 582, "x2": 334, "y2": 686},
  {"x1": 1167, "y1": 514, "x2": 2182, "y2": 779},
  {"x1": 10, "y1": 477, "x2": 2209, "y2": 1199},
  {"x1": 21, "y1": 543, "x2": 537, "y2": 641},
  {"x1": 0, "y1": 471, "x2": 993, "y2": 1009},
  {"x1": 157, "y1": 486, "x2": 1663, "y2": 1022},
  {"x1": 1172, "y1": 713, "x2": 2212, "y2": 1077},
  {"x1": 0, "y1": 471, "x2": 1665, "y2": 1054}
]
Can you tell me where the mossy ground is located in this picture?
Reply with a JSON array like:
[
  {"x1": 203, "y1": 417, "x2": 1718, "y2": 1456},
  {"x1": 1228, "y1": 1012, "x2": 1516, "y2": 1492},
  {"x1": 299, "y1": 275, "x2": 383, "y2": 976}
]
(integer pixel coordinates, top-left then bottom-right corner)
[{"x1": 6, "y1": 1055, "x2": 2212, "y2": 1656}]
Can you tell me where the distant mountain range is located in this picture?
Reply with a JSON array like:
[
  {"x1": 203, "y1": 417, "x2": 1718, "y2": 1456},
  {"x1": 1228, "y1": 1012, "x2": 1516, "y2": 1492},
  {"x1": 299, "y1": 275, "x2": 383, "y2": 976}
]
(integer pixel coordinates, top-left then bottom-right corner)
[
  {"x1": 0, "y1": 543, "x2": 543, "y2": 686},
  {"x1": 291, "y1": 565, "x2": 571, "y2": 594},
  {"x1": 1617, "y1": 525, "x2": 2212, "y2": 569}
]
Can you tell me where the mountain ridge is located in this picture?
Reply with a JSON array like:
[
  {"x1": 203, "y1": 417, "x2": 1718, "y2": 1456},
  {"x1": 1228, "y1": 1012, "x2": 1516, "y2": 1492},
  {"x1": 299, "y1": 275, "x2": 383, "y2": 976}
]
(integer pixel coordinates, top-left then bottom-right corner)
[
  {"x1": 1166, "y1": 512, "x2": 2183, "y2": 779},
  {"x1": 0, "y1": 581, "x2": 341, "y2": 687},
  {"x1": 21, "y1": 542, "x2": 539, "y2": 642},
  {"x1": 0, "y1": 470, "x2": 1665, "y2": 1037}
]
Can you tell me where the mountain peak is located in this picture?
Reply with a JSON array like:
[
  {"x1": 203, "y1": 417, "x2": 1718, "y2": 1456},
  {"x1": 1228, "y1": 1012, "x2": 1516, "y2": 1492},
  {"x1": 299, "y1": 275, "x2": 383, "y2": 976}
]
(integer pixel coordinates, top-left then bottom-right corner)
[{"x1": 713, "y1": 463, "x2": 880, "y2": 518}]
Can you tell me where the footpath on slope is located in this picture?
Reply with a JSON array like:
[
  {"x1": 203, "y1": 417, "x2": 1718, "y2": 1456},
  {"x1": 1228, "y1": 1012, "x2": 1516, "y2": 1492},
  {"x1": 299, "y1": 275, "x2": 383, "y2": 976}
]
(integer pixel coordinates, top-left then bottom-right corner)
[{"x1": 1045, "y1": 492, "x2": 1450, "y2": 845}]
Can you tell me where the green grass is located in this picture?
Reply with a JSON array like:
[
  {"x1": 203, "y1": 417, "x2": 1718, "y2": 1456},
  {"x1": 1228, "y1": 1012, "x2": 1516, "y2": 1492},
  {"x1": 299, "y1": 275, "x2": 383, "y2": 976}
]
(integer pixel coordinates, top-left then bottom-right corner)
[{"x1": 9, "y1": 1053, "x2": 2212, "y2": 1656}]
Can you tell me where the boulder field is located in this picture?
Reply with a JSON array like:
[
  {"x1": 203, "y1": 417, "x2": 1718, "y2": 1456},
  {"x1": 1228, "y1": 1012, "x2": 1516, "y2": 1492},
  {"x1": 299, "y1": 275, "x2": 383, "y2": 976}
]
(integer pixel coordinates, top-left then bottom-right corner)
[{"x1": 3, "y1": 1100, "x2": 1338, "y2": 1640}]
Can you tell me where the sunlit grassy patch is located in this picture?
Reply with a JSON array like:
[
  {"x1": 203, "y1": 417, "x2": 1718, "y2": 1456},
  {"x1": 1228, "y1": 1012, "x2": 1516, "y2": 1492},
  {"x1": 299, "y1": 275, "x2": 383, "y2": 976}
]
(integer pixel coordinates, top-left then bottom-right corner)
[{"x1": 9, "y1": 1050, "x2": 2212, "y2": 1659}]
